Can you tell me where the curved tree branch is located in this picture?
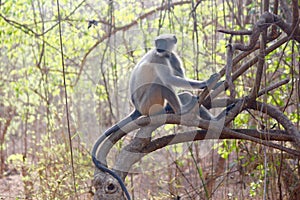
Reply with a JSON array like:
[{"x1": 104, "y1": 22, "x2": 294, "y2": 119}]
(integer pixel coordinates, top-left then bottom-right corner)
[
  {"x1": 142, "y1": 129, "x2": 294, "y2": 153},
  {"x1": 97, "y1": 101, "x2": 300, "y2": 174}
]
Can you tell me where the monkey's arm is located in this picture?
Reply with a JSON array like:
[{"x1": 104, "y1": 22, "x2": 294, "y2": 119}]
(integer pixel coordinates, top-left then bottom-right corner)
[
  {"x1": 158, "y1": 65, "x2": 219, "y2": 90},
  {"x1": 163, "y1": 74, "x2": 217, "y2": 90}
]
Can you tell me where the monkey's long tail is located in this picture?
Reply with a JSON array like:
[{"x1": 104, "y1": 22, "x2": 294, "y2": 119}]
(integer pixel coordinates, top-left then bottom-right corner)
[
  {"x1": 92, "y1": 110, "x2": 141, "y2": 200},
  {"x1": 92, "y1": 156, "x2": 132, "y2": 200}
]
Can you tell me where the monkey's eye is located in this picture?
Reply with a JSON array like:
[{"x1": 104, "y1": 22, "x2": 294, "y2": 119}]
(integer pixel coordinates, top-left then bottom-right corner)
[{"x1": 157, "y1": 49, "x2": 166, "y2": 53}]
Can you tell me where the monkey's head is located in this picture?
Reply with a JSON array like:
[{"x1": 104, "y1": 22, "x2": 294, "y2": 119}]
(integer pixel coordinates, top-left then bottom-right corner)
[{"x1": 155, "y1": 34, "x2": 177, "y2": 57}]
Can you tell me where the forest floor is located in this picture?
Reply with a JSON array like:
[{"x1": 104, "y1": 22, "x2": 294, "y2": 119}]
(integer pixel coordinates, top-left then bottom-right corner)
[{"x1": 0, "y1": 173, "x2": 23, "y2": 200}]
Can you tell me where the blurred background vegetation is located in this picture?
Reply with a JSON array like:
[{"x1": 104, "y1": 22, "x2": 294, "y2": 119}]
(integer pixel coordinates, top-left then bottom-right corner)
[{"x1": 0, "y1": 0, "x2": 299, "y2": 199}]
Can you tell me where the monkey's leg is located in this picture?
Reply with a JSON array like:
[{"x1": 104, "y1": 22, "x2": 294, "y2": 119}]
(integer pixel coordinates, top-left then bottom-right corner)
[
  {"x1": 160, "y1": 86, "x2": 181, "y2": 114},
  {"x1": 200, "y1": 103, "x2": 236, "y2": 121},
  {"x1": 199, "y1": 106, "x2": 214, "y2": 120},
  {"x1": 131, "y1": 83, "x2": 165, "y2": 115},
  {"x1": 164, "y1": 91, "x2": 198, "y2": 114},
  {"x1": 193, "y1": 96, "x2": 236, "y2": 120}
]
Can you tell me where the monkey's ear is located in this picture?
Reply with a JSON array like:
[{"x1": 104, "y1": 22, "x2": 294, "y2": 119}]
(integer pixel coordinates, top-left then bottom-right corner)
[{"x1": 173, "y1": 35, "x2": 177, "y2": 44}]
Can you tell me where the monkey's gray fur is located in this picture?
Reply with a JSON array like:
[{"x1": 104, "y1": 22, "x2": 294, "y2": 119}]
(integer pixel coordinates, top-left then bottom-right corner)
[{"x1": 130, "y1": 34, "x2": 213, "y2": 115}]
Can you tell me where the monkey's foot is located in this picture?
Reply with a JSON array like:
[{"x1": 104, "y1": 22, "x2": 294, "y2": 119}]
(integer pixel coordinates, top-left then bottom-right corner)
[{"x1": 164, "y1": 92, "x2": 198, "y2": 115}]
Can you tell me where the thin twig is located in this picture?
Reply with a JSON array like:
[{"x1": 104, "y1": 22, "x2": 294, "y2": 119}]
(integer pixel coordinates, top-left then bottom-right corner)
[
  {"x1": 258, "y1": 78, "x2": 290, "y2": 96},
  {"x1": 217, "y1": 29, "x2": 252, "y2": 35},
  {"x1": 225, "y1": 44, "x2": 236, "y2": 98},
  {"x1": 56, "y1": 1, "x2": 78, "y2": 198},
  {"x1": 249, "y1": 23, "x2": 267, "y2": 99}
]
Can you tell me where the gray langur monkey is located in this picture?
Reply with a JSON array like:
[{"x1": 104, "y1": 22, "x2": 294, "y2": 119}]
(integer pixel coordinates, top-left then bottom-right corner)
[
  {"x1": 130, "y1": 34, "x2": 217, "y2": 115},
  {"x1": 92, "y1": 34, "x2": 224, "y2": 200}
]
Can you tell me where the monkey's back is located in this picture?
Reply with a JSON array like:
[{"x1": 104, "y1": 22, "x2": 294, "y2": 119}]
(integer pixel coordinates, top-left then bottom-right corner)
[{"x1": 129, "y1": 50, "x2": 173, "y2": 115}]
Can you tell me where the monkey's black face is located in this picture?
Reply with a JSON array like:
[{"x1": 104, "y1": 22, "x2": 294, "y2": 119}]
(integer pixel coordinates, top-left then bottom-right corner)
[
  {"x1": 155, "y1": 35, "x2": 177, "y2": 57},
  {"x1": 157, "y1": 49, "x2": 166, "y2": 53},
  {"x1": 156, "y1": 48, "x2": 171, "y2": 57}
]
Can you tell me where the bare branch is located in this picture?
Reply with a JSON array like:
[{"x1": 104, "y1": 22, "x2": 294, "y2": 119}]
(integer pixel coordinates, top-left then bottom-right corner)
[
  {"x1": 207, "y1": 36, "x2": 288, "y2": 102},
  {"x1": 258, "y1": 78, "x2": 290, "y2": 96},
  {"x1": 279, "y1": 0, "x2": 292, "y2": 23},
  {"x1": 291, "y1": 0, "x2": 300, "y2": 40},
  {"x1": 249, "y1": 23, "x2": 267, "y2": 99},
  {"x1": 219, "y1": 11, "x2": 300, "y2": 52},
  {"x1": 140, "y1": 128, "x2": 296, "y2": 155},
  {"x1": 97, "y1": 106, "x2": 300, "y2": 170},
  {"x1": 217, "y1": 29, "x2": 252, "y2": 35},
  {"x1": 246, "y1": 100, "x2": 300, "y2": 146},
  {"x1": 225, "y1": 44, "x2": 236, "y2": 99}
]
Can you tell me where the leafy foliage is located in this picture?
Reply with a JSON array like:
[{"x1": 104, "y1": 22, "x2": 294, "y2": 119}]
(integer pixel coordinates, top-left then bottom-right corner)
[{"x1": 0, "y1": 0, "x2": 299, "y2": 199}]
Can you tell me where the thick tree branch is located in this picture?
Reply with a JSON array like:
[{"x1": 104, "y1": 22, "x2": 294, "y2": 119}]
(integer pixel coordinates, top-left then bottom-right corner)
[
  {"x1": 112, "y1": 128, "x2": 296, "y2": 181},
  {"x1": 142, "y1": 129, "x2": 295, "y2": 153},
  {"x1": 97, "y1": 106, "x2": 300, "y2": 171}
]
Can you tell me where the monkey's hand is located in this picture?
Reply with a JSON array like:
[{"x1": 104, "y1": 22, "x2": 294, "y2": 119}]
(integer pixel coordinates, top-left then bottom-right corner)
[
  {"x1": 203, "y1": 73, "x2": 220, "y2": 89},
  {"x1": 207, "y1": 73, "x2": 219, "y2": 83},
  {"x1": 188, "y1": 73, "x2": 221, "y2": 89}
]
